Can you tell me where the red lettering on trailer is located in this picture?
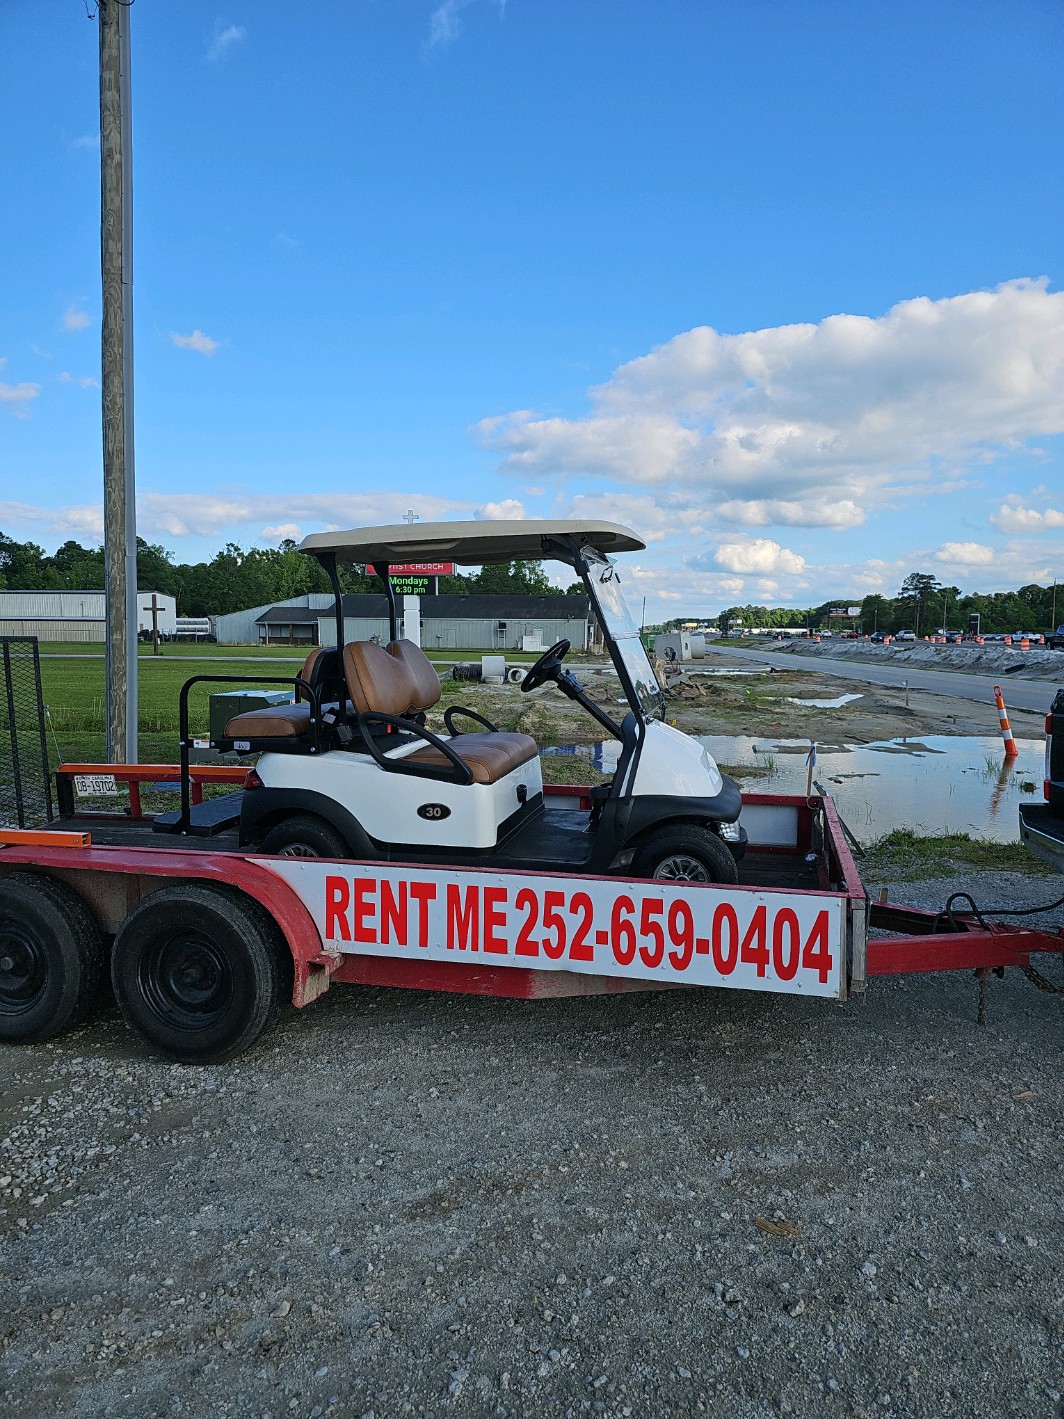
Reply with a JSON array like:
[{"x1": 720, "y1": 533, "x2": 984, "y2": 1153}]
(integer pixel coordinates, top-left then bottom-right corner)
[
  {"x1": 772, "y1": 907, "x2": 801, "y2": 981},
  {"x1": 380, "y1": 879, "x2": 407, "y2": 946},
  {"x1": 270, "y1": 861, "x2": 845, "y2": 998},
  {"x1": 667, "y1": 899, "x2": 694, "y2": 971},
  {"x1": 409, "y1": 881, "x2": 436, "y2": 947},
  {"x1": 483, "y1": 886, "x2": 507, "y2": 954},
  {"x1": 542, "y1": 890, "x2": 567, "y2": 960},
  {"x1": 801, "y1": 910, "x2": 834, "y2": 984},
  {"x1": 353, "y1": 878, "x2": 377, "y2": 944},
  {"x1": 740, "y1": 904, "x2": 770, "y2": 977},
  {"x1": 611, "y1": 894, "x2": 636, "y2": 965},
  {"x1": 447, "y1": 883, "x2": 479, "y2": 950},
  {"x1": 569, "y1": 892, "x2": 594, "y2": 962},
  {"x1": 324, "y1": 875, "x2": 352, "y2": 943},
  {"x1": 515, "y1": 888, "x2": 539, "y2": 956},
  {"x1": 712, "y1": 902, "x2": 739, "y2": 975}
]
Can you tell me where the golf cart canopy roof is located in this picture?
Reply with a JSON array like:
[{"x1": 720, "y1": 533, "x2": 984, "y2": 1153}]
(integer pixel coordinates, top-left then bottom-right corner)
[{"x1": 297, "y1": 519, "x2": 645, "y2": 568}]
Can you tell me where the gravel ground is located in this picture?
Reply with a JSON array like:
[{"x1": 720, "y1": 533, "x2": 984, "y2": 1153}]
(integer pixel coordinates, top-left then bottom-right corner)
[{"x1": 1, "y1": 871, "x2": 1061, "y2": 1419}]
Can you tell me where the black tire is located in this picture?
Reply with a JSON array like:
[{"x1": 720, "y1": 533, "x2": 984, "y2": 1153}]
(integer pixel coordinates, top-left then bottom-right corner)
[
  {"x1": 0, "y1": 872, "x2": 104, "y2": 1044},
  {"x1": 111, "y1": 884, "x2": 283, "y2": 1064},
  {"x1": 631, "y1": 825, "x2": 739, "y2": 885},
  {"x1": 260, "y1": 814, "x2": 348, "y2": 859}
]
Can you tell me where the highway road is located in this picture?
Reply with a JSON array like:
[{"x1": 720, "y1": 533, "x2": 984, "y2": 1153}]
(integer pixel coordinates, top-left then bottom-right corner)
[{"x1": 702, "y1": 642, "x2": 1060, "y2": 715}]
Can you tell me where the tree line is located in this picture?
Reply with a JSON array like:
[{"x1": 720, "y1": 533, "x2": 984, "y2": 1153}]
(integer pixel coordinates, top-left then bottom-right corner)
[
  {"x1": 0, "y1": 533, "x2": 572, "y2": 618},
  {"x1": 663, "y1": 571, "x2": 1061, "y2": 637}
]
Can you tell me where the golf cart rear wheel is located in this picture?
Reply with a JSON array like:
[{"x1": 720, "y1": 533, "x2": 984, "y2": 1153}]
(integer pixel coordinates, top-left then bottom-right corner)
[
  {"x1": 111, "y1": 884, "x2": 283, "y2": 1064},
  {"x1": 632, "y1": 826, "x2": 739, "y2": 885},
  {"x1": 0, "y1": 872, "x2": 104, "y2": 1044},
  {"x1": 260, "y1": 814, "x2": 348, "y2": 859}
]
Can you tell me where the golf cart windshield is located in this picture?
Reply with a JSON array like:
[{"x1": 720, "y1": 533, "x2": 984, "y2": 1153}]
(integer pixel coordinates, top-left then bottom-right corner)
[{"x1": 584, "y1": 551, "x2": 664, "y2": 721}]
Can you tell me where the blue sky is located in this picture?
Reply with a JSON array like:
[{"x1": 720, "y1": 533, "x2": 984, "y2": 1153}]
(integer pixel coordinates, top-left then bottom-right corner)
[{"x1": 2, "y1": 0, "x2": 1062, "y2": 617}]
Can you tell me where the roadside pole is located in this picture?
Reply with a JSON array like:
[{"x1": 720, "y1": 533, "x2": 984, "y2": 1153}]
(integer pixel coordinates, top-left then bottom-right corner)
[{"x1": 99, "y1": 0, "x2": 138, "y2": 762}]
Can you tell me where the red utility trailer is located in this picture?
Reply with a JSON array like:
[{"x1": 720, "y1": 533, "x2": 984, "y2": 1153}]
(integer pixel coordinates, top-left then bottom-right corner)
[{"x1": 2, "y1": 763, "x2": 1060, "y2": 1063}]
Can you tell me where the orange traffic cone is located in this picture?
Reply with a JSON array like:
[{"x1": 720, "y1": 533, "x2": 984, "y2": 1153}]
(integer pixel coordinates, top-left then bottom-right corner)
[{"x1": 993, "y1": 684, "x2": 1020, "y2": 759}]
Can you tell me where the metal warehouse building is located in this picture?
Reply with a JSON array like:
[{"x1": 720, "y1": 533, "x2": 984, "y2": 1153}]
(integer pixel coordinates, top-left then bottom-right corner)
[
  {"x1": 210, "y1": 594, "x2": 333, "y2": 647},
  {"x1": 0, "y1": 590, "x2": 177, "y2": 643},
  {"x1": 211, "y1": 593, "x2": 592, "y2": 650}
]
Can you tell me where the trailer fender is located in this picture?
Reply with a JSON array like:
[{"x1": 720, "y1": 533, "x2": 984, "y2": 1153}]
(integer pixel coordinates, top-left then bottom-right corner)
[{"x1": 0, "y1": 846, "x2": 337, "y2": 1008}]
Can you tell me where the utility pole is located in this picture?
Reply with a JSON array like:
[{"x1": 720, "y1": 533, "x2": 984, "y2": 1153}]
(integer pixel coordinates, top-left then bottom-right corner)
[{"x1": 99, "y1": 0, "x2": 138, "y2": 762}]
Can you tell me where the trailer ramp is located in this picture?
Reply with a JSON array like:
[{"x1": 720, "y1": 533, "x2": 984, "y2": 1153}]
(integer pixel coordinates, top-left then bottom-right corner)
[{"x1": 0, "y1": 637, "x2": 52, "y2": 830}]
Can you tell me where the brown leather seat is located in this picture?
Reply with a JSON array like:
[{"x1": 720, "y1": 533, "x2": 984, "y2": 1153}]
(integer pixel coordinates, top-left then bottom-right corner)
[
  {"x1": 342, "y1": 639, "x2": 538, "y2": 786},
  {"x1": 342, "y1": 639, "x2": 443, "y2": 717},
  {"x1": 225, "y1": 648, "x2": 341, "y2": 739},
  {"x1": 404, "y1": 732, "x2": 538, "y2": 784},
  {"x1": 225, "y1": 701, "x2": 313, "y2": 739}
]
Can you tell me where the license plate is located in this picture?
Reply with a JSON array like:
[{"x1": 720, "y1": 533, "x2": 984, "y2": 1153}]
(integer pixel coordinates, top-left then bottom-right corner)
[{"x1": 73, "y1": 774, "x2": 119, "y2": 797}]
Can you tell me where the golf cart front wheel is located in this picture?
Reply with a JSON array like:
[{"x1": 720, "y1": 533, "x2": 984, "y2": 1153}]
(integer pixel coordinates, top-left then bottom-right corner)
[
  {"x1": 632, "y1": 826, "x2": 739, "y2": 885},
  {"x1": 260, "y1": 814, "x2": 348, "y2": 859}
]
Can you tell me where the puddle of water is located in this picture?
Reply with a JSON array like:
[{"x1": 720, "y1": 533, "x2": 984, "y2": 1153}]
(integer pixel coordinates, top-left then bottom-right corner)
[
  {"x1": 543, "y1": 734, "x2": 1042, "y2": 845},
  {"x1": 786, "y1": 693, "x2": 863, "y2": 709}
]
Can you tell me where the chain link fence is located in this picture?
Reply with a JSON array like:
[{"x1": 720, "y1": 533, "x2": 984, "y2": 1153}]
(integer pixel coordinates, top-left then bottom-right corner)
[{"x1": 0, "y1": 637, "x2": 53, "y2": 829}]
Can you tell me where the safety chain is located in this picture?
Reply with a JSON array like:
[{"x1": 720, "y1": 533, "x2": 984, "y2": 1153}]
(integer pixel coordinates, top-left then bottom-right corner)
[
  {"x1": 976, "y1": 960, "x2": 1063, "y2": 1025},
  {"x1": 1019, "y1": 962, "x2": 1064, "y2": 996}
]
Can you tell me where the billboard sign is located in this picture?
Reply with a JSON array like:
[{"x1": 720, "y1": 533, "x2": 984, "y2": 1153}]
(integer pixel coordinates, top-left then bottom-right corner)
[{"x1": 368, "y1": 563, "x2": 455, "y2": 577}]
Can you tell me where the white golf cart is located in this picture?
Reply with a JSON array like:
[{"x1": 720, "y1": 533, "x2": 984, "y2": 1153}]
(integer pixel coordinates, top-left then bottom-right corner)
[{"x1": 184, "y1": 520, "x2": 746, "y2": 883}]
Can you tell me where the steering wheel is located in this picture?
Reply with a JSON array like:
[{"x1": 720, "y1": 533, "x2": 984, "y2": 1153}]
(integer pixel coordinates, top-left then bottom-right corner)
[{"x1": 520, "y1": 638, "x2": 571, "y2": 692}]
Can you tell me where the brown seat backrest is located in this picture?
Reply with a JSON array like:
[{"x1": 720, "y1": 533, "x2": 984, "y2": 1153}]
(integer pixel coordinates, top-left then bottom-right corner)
[
  {"x1": 296, "y1": 647, "x2": 324, "y2": 703},
  {"x1": 297, "y1": 646, "x2": 343, "y2": 704},
  {"x1": 342, "y1": 640, "x2": 442, "y2": 718}
]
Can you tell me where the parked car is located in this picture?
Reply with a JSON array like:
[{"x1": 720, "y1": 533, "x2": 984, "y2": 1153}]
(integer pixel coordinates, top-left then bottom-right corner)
[
  {"x1": 895, "y1": 629, "x2": 916, "y2": 642},
  {"x1": 1048, "y1": 626, "x2": 1064, "y2": 651},
  {"x1": 869, "y1": 631, "x2": 888, "y2": 644}
]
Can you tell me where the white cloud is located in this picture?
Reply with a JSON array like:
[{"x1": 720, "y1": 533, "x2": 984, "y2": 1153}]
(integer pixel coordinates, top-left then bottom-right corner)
[
  {"x1": 57, "y1": 371, "x2": 99, "y2": 389},
  {"x1": 0, "y1": 500, "x2": 103, "y2": 539},
  {"x1": 0, "y1": 492, "x2": 474, "y2": 548},
  {"x1": 62, "y1": 305, "x2": 91, "y2": 331},
  {"x1": 558, "y1": 490, "x2": 709, "y2": 539},
  {"x1": 171, "y1": 330, "x2": 220, "y2": 357},
  {"x1": 206, "y1": 23, "x2": 246, "y2": 63},
  {"x1": 259, "y1": 523, "x2": 302, "y2": 544},
  {"x1": 989, "y1": 498, "x2": 1064, "y2": 532},
  {"x1": 934, "y1": 541, "x2": 995, "y2": 566},
  {"x1": 137, "y1": 491, "x2": 471, "y2": 539},
  {"x1": 425, "y1": 0, "x2": 504, "y2": 51},
  {"x1": 0, "y1": 382, "x2": 41, "y2": 418},
  {"x1": 475, "y1": 279, "x2": 1064, "y2": 528},
  {"x1": 70, "y1": 133, "x2": 100, "y2": 151},
  {"x1": 476, "y1": 498, "x2": 527, "y2": 520},
  {"x1": 709, "y1": 538, "x2": 807, "y2": 576},
  {"x1": 715, "y1": 497, "x2": 864, "y2": 530}
]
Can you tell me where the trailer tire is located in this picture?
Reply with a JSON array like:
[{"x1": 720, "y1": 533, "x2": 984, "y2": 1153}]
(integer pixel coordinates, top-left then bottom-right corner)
[
  {"x1": 260, "y1": 814, "x2": 348, "y2": 858},
  {"x1": 632, "y1": 825, "x2": 739, "y2": 885},
  {"x1": 111, "y1": 884, "x2": 282, "y2": 1064},
  {"x1": 0, "y1": 872, "x2": 104, "y2": 1044}
]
